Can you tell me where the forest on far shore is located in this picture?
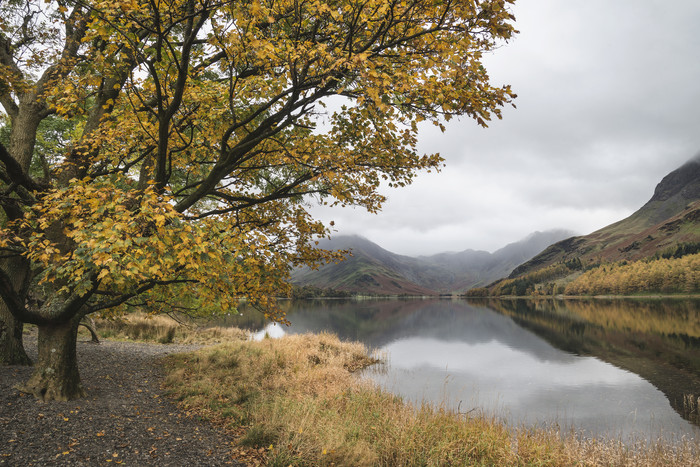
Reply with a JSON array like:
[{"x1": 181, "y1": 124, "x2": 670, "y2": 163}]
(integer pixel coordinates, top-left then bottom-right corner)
[{"x1": 467, "y1": 243, "x2": 700, "y2": 297}]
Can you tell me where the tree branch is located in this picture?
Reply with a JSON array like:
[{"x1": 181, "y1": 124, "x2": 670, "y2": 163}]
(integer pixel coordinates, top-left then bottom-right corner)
[
  {"x1": 0, "y1": 268, "x2": 26, "y2": 318},
  {"x1": 0, "y1": 142, "x2": 45, "y2": 191}
]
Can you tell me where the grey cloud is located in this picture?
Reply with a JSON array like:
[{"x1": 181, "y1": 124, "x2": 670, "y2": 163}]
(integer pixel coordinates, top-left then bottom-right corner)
[{"x1": 311, "y1": 0, "x2": 700, "y2": 256}]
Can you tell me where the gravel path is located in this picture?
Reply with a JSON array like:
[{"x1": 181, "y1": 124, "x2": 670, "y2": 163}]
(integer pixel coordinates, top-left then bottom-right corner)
[{"x1": 0, "y1": 332, "x2": 244, "y2": 466}]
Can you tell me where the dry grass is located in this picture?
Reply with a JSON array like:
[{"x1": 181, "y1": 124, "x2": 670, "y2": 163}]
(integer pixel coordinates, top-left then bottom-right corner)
[
  {"x1": 93, "y1": 312, "x2": 247, "y2": 345},
  {"x1": 162, "y1": 333, "x2": 700, "y2": 466}
]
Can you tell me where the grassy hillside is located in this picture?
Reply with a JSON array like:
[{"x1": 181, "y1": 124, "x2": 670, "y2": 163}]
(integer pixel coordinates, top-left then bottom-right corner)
[
  {"x1": 512, "y1": 200, "x2": 700, "y2": 279},
  {"x1": 485, "y1": 159, "x2": 700, "y2": 296}
]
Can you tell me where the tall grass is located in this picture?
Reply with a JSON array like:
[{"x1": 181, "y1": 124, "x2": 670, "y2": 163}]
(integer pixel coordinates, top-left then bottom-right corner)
[
  {"x1": 93, "y1": 312, "x2": 247, "y2": 344},
  {"x1": 163, "y1": 333, "x2": 700, "y2": 466}
]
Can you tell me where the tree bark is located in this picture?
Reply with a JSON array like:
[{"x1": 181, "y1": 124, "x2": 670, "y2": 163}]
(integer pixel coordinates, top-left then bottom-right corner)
[
  {"x1": 0, "y1": 257, "x2": 31, "y2": 366},
  {"x1": 9, "y1": 94, "x2": 43, "y2": 170},
  {"x1": 0, "y1": 306, "x2": 31, "y2": 365},
  {"x1": 19, "y1": 318, "x2": 85, "y2": 401}
]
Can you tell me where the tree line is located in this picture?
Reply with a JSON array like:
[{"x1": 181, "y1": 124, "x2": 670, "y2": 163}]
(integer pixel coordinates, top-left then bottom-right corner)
[
  {"x1": 564, "y1": 253, "x2": 700, "y2": 296},
  {"x1": 466, "y1": 245, "x2": 700, "y2": 297}
]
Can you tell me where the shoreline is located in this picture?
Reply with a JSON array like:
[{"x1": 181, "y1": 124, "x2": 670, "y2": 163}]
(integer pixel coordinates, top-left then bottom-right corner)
[{"x1": 292, "y1": 293, "x2": 700, "y2": 300}]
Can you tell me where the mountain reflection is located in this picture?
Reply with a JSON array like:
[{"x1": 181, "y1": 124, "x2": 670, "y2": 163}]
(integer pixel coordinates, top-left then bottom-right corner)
[{"x1": 482, "y1": 298, "x2": 700, "y2": 427}]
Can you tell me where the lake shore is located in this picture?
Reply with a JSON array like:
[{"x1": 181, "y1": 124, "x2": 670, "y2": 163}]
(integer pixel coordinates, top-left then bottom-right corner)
[
  {"x1": 158, "y1": 321, "x2": 700, "y2": 466},
  {"x1": 292, "y1": 293, "x2": 700, "y2": 300},
  {"x1": 5, "y1": 314, "x2": 699, "y2": 466}
]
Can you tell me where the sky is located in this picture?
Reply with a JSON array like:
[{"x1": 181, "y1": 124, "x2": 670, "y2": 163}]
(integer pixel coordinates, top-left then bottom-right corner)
[{"x1": 309, "y1": 0, "x2": 700, "y2": 256}]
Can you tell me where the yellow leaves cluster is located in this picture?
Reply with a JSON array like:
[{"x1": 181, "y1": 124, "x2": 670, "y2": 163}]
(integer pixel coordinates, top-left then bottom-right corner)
[
  {"x1": 210, "y1": 0, "x2": 517, "y2": 122},
  {"x1": 2, "y1": 0, "x2": 518, "y2": 322},
  {"x1": 52, "y1": 0, "x2": 517, "y2": 216},
  {"x1": 15, "y1": 173, "x2": 331, "y2": 319},
  {"x1": 565, "y1": 254, "x2": 700, "y2": 295},
  {"x1": 20, "y1": 178, "x2": 188, "y2": 293}
]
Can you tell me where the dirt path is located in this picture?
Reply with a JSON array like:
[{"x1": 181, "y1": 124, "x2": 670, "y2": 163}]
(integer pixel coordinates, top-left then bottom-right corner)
[{"x1": 0, "y1": 332, "x2": 244, "y2": 466}]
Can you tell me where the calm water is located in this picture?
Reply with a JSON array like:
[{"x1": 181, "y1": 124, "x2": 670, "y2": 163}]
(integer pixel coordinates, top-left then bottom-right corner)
[{"x1": 219, "y1": 298, "x2": 700, "y2": 442}]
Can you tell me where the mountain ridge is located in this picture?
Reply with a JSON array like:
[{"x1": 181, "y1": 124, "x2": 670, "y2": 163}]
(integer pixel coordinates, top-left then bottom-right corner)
[
  {"x1": 292, "y1": 229, "x2": 573, "y2": 295},
  {"x1": 296, "y1": 158, "x2": 700, "y2": 296},
  {"x1": 510, "y1": 158, "x2": 700, "y2": 280}
]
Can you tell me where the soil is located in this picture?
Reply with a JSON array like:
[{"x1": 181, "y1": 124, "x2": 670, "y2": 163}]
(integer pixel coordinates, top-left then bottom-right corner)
[{"x1": 0, "y1": 330, "x2": 245, "y2": 466}]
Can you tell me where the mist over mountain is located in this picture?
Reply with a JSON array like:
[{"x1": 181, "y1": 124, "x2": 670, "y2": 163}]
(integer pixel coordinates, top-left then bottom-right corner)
[
  {"x1": 295, "y1": 157, "x2": 700, "y2": 296},
  {"x1": 291, "y1": 229, "x2": 573, "y2": 295}
]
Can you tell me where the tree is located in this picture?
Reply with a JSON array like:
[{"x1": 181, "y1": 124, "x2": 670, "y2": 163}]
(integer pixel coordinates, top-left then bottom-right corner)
[
  {"x1": 1, "y1": 113, "x2": 72, "y2": 365},
  {"x1": 0, "y1": 0, "x2": 516, "y2": 400}
]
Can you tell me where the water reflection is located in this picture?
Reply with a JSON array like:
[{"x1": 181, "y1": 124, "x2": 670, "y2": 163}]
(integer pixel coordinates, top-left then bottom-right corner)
[
  {"x1": 224, "y1": 298, "x2": 700, "y2": 441},
  {"x1": 485, "y1": 298, "x2": 700, "y2": 428}
]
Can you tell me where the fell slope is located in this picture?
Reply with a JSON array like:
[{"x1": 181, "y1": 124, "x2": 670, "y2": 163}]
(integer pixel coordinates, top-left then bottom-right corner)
[{"x1": 511, "y1": 158, "x2": 700, "y2": 279}]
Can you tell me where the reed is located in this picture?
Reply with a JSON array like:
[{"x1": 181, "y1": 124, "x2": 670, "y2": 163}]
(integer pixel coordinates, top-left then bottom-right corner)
[
  {"x1": 685, "y1": 394, "x2": 700, "y2": 424},
  {"x1": 163, "y1": 333, "x2": 700, "y2": 466},
  {"x1": 93, "y1": 312, "x2": 247, "y2": 344}
]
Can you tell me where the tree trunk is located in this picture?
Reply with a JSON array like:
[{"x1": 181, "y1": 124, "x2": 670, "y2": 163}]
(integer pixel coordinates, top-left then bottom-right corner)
[
  {"x1": 79, "y1": 317, "x2": 100, "y2": 344},
  {"x1": 20, "y1": 319, "x2": 85, "y2": 401},
  {"x1": 9, "y1": 94, "x2": 43, "y2": 170},
  {"x1": 0, "y1": 306, "x2": 31, "y2": 365},
  {"x1": 0, "y1": 257, "x2": 31, "y2": 366}
]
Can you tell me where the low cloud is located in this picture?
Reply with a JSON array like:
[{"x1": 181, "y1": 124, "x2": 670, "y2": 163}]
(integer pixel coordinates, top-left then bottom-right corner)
[{"x1": 311, "y1": 0, "x2": 700, "y2": 256}]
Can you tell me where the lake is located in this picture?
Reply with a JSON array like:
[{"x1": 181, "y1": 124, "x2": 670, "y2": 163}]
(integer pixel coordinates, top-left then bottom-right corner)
[{"x1": 214, "y1": 297, "x2": 700, "y2": 442}]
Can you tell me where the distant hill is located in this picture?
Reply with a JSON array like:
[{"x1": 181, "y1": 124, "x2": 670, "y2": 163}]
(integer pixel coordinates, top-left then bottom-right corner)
[
  {"x1": 510, "y1": 158, "x2": 700, "y2": 280},
  {"x1": 291, "y1": 230, "x2": 573, "y2": 295},
  {"x1": 292, "y1": 236, "x2": 437, "y2": 296}
]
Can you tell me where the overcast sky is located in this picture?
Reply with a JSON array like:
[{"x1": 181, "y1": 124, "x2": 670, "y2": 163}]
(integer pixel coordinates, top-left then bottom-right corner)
[{"x1": 311, "y1": 0, "x2": 700, "y2": 256}]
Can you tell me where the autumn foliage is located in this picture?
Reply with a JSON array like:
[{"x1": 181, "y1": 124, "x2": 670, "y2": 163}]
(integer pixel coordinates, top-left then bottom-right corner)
[
  {"x1": 479, "y1": 252, "x2": 700, "y2": 297},
  {"x1": 564, "y1": 253, "x2": 700, "y2": 296},
  {"x1": 0, "y1": 0, "x2": 517, "y2": 398}
]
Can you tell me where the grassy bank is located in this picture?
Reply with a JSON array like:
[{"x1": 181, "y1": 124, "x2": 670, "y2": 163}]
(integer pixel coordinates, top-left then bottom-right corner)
[
  {"x1": 161, "y1": 332, "x2": 699, "y2": 466},
  {"x1": 90, "y1": 312, "x2": 247, "y2": 344}
]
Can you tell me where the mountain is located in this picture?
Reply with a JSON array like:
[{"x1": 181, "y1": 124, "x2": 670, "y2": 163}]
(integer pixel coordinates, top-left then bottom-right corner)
[
  {"x1": 510, "y1": 158, "x2": 700, "y2": 279},
  {"x1": 416, "y1": 230, "x2": 575, "y2": 291},
  {"x1": 295, "y1": 158, "x2": 700, "y2": 296},
  {"x1": 292, "y1": 236, "x2": 438, "y2": 295},
  {"x1": 291, "y1": 230, "x2": 573, "y2": 295}
]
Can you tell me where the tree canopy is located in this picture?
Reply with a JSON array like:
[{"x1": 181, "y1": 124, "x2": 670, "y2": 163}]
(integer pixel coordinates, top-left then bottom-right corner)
[{"x1": 0, "y1": 0, "x2": 516, "y2": 399}]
